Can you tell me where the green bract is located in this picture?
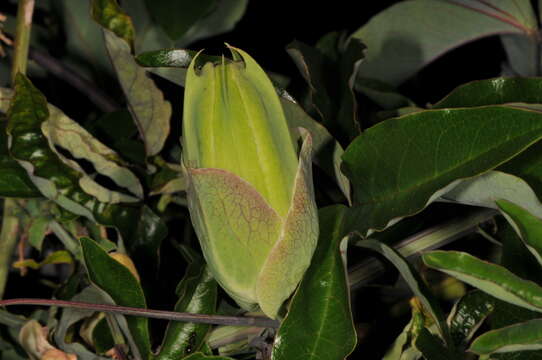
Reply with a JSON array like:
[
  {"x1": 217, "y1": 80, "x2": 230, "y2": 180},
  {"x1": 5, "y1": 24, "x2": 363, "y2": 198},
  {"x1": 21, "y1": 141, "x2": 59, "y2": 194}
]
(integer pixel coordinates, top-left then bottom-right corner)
[{"x1": 182, "y1": 46, "x2": 319, "y2": 319}]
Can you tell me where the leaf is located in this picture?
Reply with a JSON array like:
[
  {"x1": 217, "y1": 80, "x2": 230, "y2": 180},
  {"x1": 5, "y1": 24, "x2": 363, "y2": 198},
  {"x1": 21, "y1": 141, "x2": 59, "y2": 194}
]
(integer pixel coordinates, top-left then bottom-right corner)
[
  {"x1": 80, "y1": 237, "x2": 151, "y2": 358},
  {"x1": 281, "y1": 97, "x2": 351, "y2": 204},
  {"x1": 43, "y1": 105, "x2": 144, "y2": 201},
  {"x1": 0, "y1": 120, "x2": 41, "y2": 198},
  {"x1": 414, "y1": 328, "x2": 461, "y2": 360},
  {"x1": 182, "y1": 353, "x2": 235, "y2": 360},
  {"x1": 448, "y1": 290, "x2": 495, "y2": 348},
  {"x1": 342, "y1": 106, "x2": 542, "y2": 235},
  {"x1": 6, "y1": 74, "x2": 141, "y2": 240},
  {"x1": 470, "y1": 319, "x2": 542, "y2": 355},
  {"x1": 103, "y1": 29, "x2": 172, "y2": 158},
  {"x1": 271, "y1": 205, "x2": 356, "y2": 360},
  {"x1": 356, "y1": 239, "x2": 451, "y2": 344},
  {"x1": 442, "y1": 171, "x2": 542, "y2": 218},
  {"x1": 91, "y1": 0, "x2": 135, "y2": 48},
  {"x1": 13, "y1": 250, "x2": 72, "y2": 270},
  {"x1": 352, "y1": 0, "x2": 532, "y2": 86},
  {"x1": 497, "y1": 199, "x2": 542, "y2": 267},
  {"x1": 125, "y1": 206, "x2": 167, "y2": 287},
  {"x1": 433, "y1": 78, "x2": 542, "y2": 109},
  {"x1": 155, "y1": 260, "x2": 217, "y2": 360},
  {"x1": 144, "y1": 0, "x2": 216, "y2": 40},
  {"x1": 53, "y1": 287, "x2": 111, "y2": 360},
  {"x1": 27, "y1": 217, "x2": 50, "y2": 251},
  {"x1": 135, "y1": 49, "x2": 220, "y2": 68},
  {"x1": 423, "y1": 251, "x2": 542, "y2": 314},
  {"x1": 173, "y1": 0, "x2": 248, "y2": 47},
  {"x1": 286, "y1": 35, "x2": 365, "y2": 140}
]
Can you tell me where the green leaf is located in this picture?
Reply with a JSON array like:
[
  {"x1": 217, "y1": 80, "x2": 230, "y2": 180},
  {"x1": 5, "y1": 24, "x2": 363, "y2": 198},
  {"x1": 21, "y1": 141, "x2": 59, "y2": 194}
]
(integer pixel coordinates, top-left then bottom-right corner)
[
  {"x1": 182, "y1": 353, "x2": 235, "y2": 360},
  {"x1": 0, "y1": 119, "x2": 41, "y2": 198},
  {"x1": 91, "y1": 0, "x2": 135, "y2": 49},
  {"x1": 423, "y1": 251, "x2": 542, "y2": 314},
  {"x1": 286, "y1": 36, "x2": 364, "y2": 140},
  {"x1": 13, "y1": 250, "x2": 72, "y2": 270},
  {"x1": 104, "y1": 29, "x2": 172, "y2": 158},
  {"x1": 80, "y1": 237, "x2": 151, "y2": 358},
  {"x1": 53, "y1": 286, "x2": 111, "y2": 360},
  {"x1": 136, "y1": 49, "x2": 219, "y2": 68},
  {"x1": 281, "y1": 97, "x2": 351, "y2": 204},
  {"x1": 414, "y1": 328, "x2": 461, "y2": 360},
  {"x1": 150, "y1": 162, "x2": 185, "y2": 195},
  {"x1": 470, "y1": 319, "x2": 542, "y2": 355},
  {"x1": 155, "y1": 260, "x2": 217, "y2": 360},
  {"x1": 271, "y1": 205, "x2": 356, "y2": 360},
  {"x1": 6, "y1": 74, "x2": 141, "y2": 240},
  {"x1": 342, "y1": 106, "x2": 542, "y2": 235},
  {"x1": 497, "y1": 199, "x2": 542, "y2": 267},
  {"x1": 356, "y1": 239, "x2": 451, "y2": 344},
  {"x1": 126, "y1": 206, "x2": 167, "y2": 287},
  {"x1": 434, "y1": 78, "x2": 542, "y2": 109},
  {"x1": 27, "y1": 217, "x2": 50, "y2": 251},
  {"x1": 144, "y1": 0, "x2": 216, "y2": 40},
  {"x1": 352, "y1": 0, "x2": 532, "y2": 86},
  {"x1": 448, "y1": 290, "x2": 495, "y2": 347},
  {"x1": 442, "y1": 171, "x2": 542, "y2": 218}
]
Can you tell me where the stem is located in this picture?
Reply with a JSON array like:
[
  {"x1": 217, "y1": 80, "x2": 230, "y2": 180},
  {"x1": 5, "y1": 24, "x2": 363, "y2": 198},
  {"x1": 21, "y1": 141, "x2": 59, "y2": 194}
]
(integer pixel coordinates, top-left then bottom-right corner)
[
  {"x1": 0, "y1": 298, "x2": 280, "y2": 328},
  {"x1": 1, "y1": 0, "x2": 35, "y2": 300},
  {"x1": 348, "y1": 208, "x2": 497, "y2": 290},
  {"x1": 10, "y1": 0, "x2": 34, "y2": 82},
  {"x1": 0, "y1": 200, "x2": 19, "y2": 299}
]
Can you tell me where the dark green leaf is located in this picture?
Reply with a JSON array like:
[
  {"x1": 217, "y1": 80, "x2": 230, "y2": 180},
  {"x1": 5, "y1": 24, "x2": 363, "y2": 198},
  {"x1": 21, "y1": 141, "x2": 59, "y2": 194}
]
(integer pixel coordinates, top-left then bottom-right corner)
[
  {"x1": 136, "y1": 49, "x2": 220, "y2": 68},
  {"x1": 182, "y1": 353, "x2": 235, "y2": 360},
  {"x1": 423, "y1": 251, "x2": 542, "y2": 314},
  {"x1": 0, "y1": 120, "x2": 41, "y2": 198},
  {"x1": 92, "y1": 317, "x2": 115, "y2": 354},
  {"x1": 91, "y1": 0, "x2": 135, "y2": 49},
  {"x1": 356, "y1": 239, "x2": 451, "y2": 344},
  {"x1": 286, "y1": 36, "x2": 364, "y2": 141},
  {"x1": 271, "y1": 205, "x2": 356, "y2": 360},
  {"x1": 352, "y1": 0, "x2": 531, "y2": 86},
  {"x1": 126, "y1": 206, "x2": 167, "y2": 287},
  {"x1": 6, "y1": 74, "x2": 141, "y2": 241},
  {"x1": 414, "y1": 328, "x2": 461, "y2": 360},
  {"x1": 342, "y1": 106, "x2": 542, "y2": 235},
  {"x1": 281, "y1": 98, "x2": 351, "y2": 204},
  {"x1": 144, "y1": 0, "x2": 216, "y2": 40},
  {"x1": 498, "y1": 199, "x2": 542, "y2": 267},
  {"x1": 470, "y1": 319, "x2": 542, "y2": 355},
  {"x1": 155, "y1": 260, "x2": 217, "y2": 360},
  {"x1": 80, "y1": 237, "x2": 151, "y2": 358},
  {"x1": 448, "y1": 290, "x2": 495, "y2": 348},
  {"x1": 434, "y1": 78, "x2": 542, "y2": 109}
]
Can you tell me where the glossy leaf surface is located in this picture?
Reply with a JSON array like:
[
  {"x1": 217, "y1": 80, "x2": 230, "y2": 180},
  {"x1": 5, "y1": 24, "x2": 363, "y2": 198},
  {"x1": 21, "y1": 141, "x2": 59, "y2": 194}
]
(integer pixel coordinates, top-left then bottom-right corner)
[
  {"x1": 342, "y1": 106, "x2": 542, "y2": 235},
  {"x1": 470, "y1": 319, "x2": 542, "y2": 355},
  {"x1": 156, "y1": 257, "x2": 217, "y2": 360},
  {"x1": 423, "y1": 251, "x2": 542, "y2": 314},
  {"x1": 271, "y1": 205, "x2": 356, "y2": 360},
  {"x1": 80, "y1": 237, "x2": 151, "y2": 358}
]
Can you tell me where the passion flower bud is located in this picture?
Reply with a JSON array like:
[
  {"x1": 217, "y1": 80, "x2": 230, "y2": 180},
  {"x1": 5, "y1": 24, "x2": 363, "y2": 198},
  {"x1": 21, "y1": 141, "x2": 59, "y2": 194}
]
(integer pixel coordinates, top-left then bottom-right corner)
[{"x1": 182, "y1": 46, "x2": 319, "y2": 319}]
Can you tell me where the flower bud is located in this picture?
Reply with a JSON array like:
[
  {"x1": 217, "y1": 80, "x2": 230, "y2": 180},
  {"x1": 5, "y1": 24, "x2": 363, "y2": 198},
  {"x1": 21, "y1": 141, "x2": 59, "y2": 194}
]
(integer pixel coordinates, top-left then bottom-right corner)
[{"x1": 182, "y1": 46, "x2": 319, "y2": 318}]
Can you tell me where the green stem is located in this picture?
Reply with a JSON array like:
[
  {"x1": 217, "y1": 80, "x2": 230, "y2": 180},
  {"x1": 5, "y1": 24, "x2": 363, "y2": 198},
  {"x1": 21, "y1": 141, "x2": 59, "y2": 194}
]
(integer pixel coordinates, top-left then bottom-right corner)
[
  {"x1": 0, "y1": 200, "x2": 20, "y2": 299},
  {"x1": 0, "y1": 0, "x2": 35, "y2": 301},
  {"x1": 10, "y1": 0, "x2": 34, "y2": 82}
]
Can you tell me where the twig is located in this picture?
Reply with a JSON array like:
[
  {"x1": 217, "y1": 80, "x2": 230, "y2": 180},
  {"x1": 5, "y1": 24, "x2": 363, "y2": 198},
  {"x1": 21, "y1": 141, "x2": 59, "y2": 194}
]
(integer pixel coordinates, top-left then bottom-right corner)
[
  {"x1": 28, "y1": 48, "x2": 120, "y2": 112},
  {"x1": 0, "y1": 298, "x2": 281, "y2": 328}
]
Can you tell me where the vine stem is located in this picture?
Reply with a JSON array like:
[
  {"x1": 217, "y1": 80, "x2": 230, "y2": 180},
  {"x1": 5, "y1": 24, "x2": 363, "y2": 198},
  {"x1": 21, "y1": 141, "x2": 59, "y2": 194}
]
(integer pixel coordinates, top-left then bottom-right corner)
[
  {"x1": 0, "y1": 0, "x2": 35, "y2": 300},
  {"x1": 0, "y1": 298, "x2": 280, "y2": 328}
]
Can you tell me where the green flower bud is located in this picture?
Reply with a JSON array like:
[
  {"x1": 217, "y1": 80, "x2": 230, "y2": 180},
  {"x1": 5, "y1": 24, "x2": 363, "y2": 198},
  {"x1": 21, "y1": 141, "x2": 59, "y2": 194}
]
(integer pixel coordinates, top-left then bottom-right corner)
[{"x1": 182, "y1": 46, "x2": 319, "y2": 319}]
